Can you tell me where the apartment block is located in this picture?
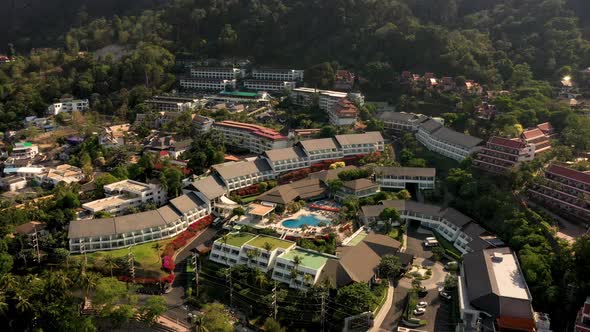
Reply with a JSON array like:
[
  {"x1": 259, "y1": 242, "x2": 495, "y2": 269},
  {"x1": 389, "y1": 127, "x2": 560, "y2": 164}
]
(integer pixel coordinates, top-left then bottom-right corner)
[
  {"x1": 473, "y1": 137, "x2": 535, "y2": 174},
  {"x1": 212, "y1": 159, "x2": 275, "y2": 191},
  {"x1": 190, "y1": 67, "x2": 244, "y2": 79},
  {"x1": 243, "y1": 79, "x2": 296, "y2": 92},
  {"x1": 272, "y1": 248, "x2": 330, "y2": 289},
  {"x1": 416, "y1": 119, "x2": 482, "y2": 161},
  {"x1": 329, "y1": 98, "x2": 358, "y2": 126},
  {"x1": 47, "y1": 98, "x2": 89, "y2": 115},
  {"x1": 334, "y1": 132, "x2": 385, "y2": 156},
  {"x1": 179, "y1": 78, "x2": 236, "y2": 91},
  {"x1": 296, "y1": 138, "x2": 344, "y2": 162},
  {"x1": 144, "y1": 95, "x2": 201, "y2": 112},
  {"x1": 521, "y1": 126, "x2": 552, "y2": 154},
  {"x1": 374, "y1": 166, "x2": 436, "y2": 190},
  {"x1": 379, "y1": 111, "x2": 428, "y2": 132},
  {"x1": 212, "y1": 120, "x2": 289, "y2": 154},
  {"x1": 252, "y1": 69, "x2": 304, "y2": 81},
  {"x1": 528, "y1": 164, "x2": 590, "y2": 221},
  {"x1": 11, "y1": 142, "x2": 39, "y2": 160},
  {"x1": 262, "y1": 146, "x2": 310, "y2": 173},
  {"x1": 82, "y1": 180, "x2": 167, "y2": 216}
]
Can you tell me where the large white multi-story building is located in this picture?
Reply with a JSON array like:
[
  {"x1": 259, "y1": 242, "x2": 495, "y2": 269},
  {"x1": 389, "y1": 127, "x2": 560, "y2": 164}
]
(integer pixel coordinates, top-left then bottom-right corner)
[
  {"x1": 272, "y1": 248, "x2": 331, "y2": 289},
  {"x1": 262, "y1": 146, "x2": 310, "y2": 173},
  {"x1": 360, "y1": 200, "x2": 501, "y2": 255},
  {"x1": 144, "y1": 95, "x2": 202, "y2": 112},
  {"x1": 243, "y1": 79, "x2": 296, "y2": 92},
  {"x1": 291, "y1": 88, "x2": 364, "y2": 126},
  {"x1": 252, "y1": 69, "x2": 304, "y2": 81},
  {"x1": 82, "y1": 180, "x2": 167, "y2": 216},
  {"x1": 416, "y1": 119, "x2": 482, "y2": 162},
  {"x1": 69, "y1": 193, "x2": 210, "y2": 254},
  {"x1": 47, "y1": 98, "x2": 89, "y2": 115},
  {"x1": 179, "y1": 78, "x2": 236, "y2": 91},
  {"x1": 211, "y1": 120, "x2": 289, "y2": 154},
  {"x1": 297, "y1": 138, "x2": 344, "y2": 162},
  {"x1": 374, "y1": 166, "x2": 436, "y2": 190},
  {"x1": 334, "y1": 132, "x2": 385, "y2": 156},
  {"x1": 379, "y1": 111, "x2": 428, "y2": 132},
  {"x1": 190, "y1": 67, "x2": 244, "y2": 79}
]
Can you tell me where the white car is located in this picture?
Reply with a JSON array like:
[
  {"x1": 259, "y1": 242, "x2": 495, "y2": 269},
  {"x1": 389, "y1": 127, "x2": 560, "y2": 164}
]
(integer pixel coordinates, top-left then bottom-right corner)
[
  {"x1": 416, "y1": 301, "x2": 428, "y2": 309},
  {"x1": 439, "y1": 291, "x2": 452, "y2": 300},
  {"x1": 413, "y1": 308, "x2": 426, "y2": 315}
]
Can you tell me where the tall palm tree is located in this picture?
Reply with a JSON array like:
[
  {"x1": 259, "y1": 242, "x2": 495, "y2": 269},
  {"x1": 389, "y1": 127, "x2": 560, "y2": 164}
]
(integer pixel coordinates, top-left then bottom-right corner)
[
  {"x1": 291, "y1": 255, "x2": 303, "y2": 285},
  {"x1": 104, "y1": 254, "x2": 119, "y2": 277},
  {"x1": 303, "y1": 274, "x2": 314, "y2": 288},
  {"x1": 220, "y1": 234, "x2": 229, "y2": 262},
  {"x1": 246, "y1": 249, "x2": 256, "y2": 268},
  {"x1": 263, "y1": 242, "x2": 273, "y2": 262},
  {"x1": 152, "y1": 243, "x2": 163, "y2": 263},
  {"x1": 191, "y1": 314, "x2": 209, "y2": 332},
  {"x1": 255, "y1": 273, "x2": 268, "y2": 288}
]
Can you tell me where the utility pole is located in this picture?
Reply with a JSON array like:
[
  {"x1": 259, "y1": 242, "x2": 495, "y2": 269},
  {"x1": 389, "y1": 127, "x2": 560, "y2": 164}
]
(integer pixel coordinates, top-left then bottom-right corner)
[
  {"x1": 320, "y1": 292, "x2": 327, "y2": 332},
  {"x1": 192, "y1": 252, "x2": 199, "y2": 297},
  {"x1": 272, "y1": 281, "x2": 278, "y2": 320},
  {"x1": 31, "y1": 225, "x2": 40, "y2": 264},
  {"x1": 128, "y1": 251, "x2": 135, "y2": 282},
  {"x1": 226, "y1": 266, "x2": 233, "y2": 307}
]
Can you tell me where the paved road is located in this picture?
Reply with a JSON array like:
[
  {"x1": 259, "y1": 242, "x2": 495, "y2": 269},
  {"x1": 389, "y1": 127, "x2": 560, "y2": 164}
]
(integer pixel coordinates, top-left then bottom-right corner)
[{"x1": 162, "y1": 226, "x2": 221, "y2": 326}]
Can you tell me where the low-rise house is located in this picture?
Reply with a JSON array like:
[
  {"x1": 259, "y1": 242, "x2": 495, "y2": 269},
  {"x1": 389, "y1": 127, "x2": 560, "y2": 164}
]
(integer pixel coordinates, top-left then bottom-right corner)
[
  {"x1": 473, "y1": 137, "x2": 535, "y2": 175},
  {"x1": 47, "y1": 97, "x2": 89, "y2": 115},
  {"x1": 82, "y1": 180, "x2": 167, "y2": 216},
  {"x1": 144, "y1": 136, "x2": 192, "y2": 159},
  {"x1": 459, "y1": 247, "x2": 546, "y2": 332},
  {"x1": 1, "y1": 175, "x2": 27, "y2": 191},
  {"x1": 38, "y1": 164, "x2": 85, "y2": 186},
  {"x1": 14, "y1": 221, "x2": 48, "y2": 237},
  {"x1": 99, "y1": 124, "x2": 132, "y2": 148},
  {"x1": 212, "y1": 120, "x2": 289, "y2": 154},
  {"x1": 11, "y1": 142, "x2": 39, "y2": 160},
  {"x1": 528, "y1": 164, "x2": 590, "y2": 222},
  {"x1": 374, "y1": 166, "x2": 436, "y2": 190},
  {"x1": 416, "y1": 119, "x2": 482, "y2": 161}
]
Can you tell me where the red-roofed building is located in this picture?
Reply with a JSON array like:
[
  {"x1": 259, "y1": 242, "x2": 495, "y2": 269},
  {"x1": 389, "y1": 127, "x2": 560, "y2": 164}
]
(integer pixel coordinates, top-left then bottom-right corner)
[
  {"x1": 536, "y1": 122, "x2": 556, "y2": 138},
  {"x1": 575, "y1": 297, "x2": 590, "y2": 332},
  {"x1": 528, "y1": 164, "x2": 590, "y2": 221},
  {"x1": 473, "y1": 137, "x2": 535, "y2": 174},
  {"x1": 329, "y1": 98, "x2": 358, "y2": 126},
  {"x1": 521, "y1": 126, "x2": 552, "y2": 154},
  {"x1": 212, "y1": 120, "x2": 289, "y2": 154},
  {"x1": 334, "y1": 70, "x2": 355, "y2": 91}
]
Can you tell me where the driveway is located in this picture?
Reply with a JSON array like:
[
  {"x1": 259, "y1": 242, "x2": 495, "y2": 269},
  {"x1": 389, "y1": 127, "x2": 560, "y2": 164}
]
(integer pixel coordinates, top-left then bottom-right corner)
[{"x1": 405, "y1": 225, "x2": 434, "y2": 260}]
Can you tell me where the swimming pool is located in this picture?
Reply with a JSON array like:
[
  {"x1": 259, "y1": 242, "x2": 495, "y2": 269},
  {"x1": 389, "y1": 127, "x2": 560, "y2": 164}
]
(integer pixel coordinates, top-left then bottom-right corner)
[{"x1": 282, "y1": 214, "x2": 328, "y2": 228}]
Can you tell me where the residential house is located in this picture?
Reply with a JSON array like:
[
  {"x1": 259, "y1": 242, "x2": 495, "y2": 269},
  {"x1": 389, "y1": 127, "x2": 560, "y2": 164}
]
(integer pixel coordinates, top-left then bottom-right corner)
[
  {"x1": 47, "y1": 98, "x2": 89, "y2": 115},
  {"x1": 15, "y1": 221, "x2": 48, "y2": 237},
  {"x1": 1, "y1": 176, "x2": 27, "y2": 191},
  {"x1": 144, "y1": 136, "x2": 192, "y2": 159},
  {"x1": 37, "y1": 164, "x2": 85, "y2": 186},
  {"x1": 99, "y1": 124, "x2": 132, "y2": 148},
  {"x1": 11, "y1": 142, "x2": 39, "y2": 160}
]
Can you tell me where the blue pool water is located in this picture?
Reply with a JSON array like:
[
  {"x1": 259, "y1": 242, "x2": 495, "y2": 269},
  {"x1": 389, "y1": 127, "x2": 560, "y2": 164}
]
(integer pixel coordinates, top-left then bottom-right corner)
[{"x1": 282, "y1": 214, "x2": 327, "y2": 228}]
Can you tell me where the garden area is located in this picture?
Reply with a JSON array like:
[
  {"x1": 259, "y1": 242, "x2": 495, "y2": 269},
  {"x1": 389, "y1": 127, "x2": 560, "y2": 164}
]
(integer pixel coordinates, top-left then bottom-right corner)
[{"x1": 402, "y1": 290, "x2": 428, "y2": 327}]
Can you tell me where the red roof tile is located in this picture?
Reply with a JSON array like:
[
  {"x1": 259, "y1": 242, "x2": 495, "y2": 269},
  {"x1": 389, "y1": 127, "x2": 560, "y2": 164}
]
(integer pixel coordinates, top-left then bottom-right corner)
[
  {"x1": 488, "y1": 136, "x2": 527, "y2": 149},
  {"x1": 521, "y1": 128, "x2": 545, "y2": 140},
  {"x1": 215, "y1": 120, "x2": 287, "y2": 141},
  {"x1": 496, "y1": 316, "x2": 535, "y2": 332},
  {"x1": 537, "y1": 122, "x2": 554, "y2": 133},
  {"x1": 547, "y1": 164, "x2": 590, "y2": 186}
]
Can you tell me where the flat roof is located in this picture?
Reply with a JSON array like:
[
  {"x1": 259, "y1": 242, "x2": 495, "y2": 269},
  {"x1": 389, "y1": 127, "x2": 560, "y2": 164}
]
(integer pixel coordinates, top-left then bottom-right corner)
[
  {"x1": 248, "y1": 203, "x2": 275, "y2": 216},
  {"x1": 104, "y1": 180, "x2": 151, "y2": 193},
  {"x1": 375, "y1": 166, "x2": 436, "y2": 177},
  {"x1": 280, "y1": 248, "x2": 330, "y2": 270},
  {"x1": 220, "y1": 232, "x2": 257, "y2": 247},
  {"x1": 488, "y1": 250, "x2": 529, "y2": 300},
  {"x1": 219, "y1": 91, "x2": 259, "y2": 97},
  {"x1": 83, "y1": 196, "x2": 128, "y2": 210},
  {"x1": 246, "y1": 235, "x2": 294, "y2": 250}
]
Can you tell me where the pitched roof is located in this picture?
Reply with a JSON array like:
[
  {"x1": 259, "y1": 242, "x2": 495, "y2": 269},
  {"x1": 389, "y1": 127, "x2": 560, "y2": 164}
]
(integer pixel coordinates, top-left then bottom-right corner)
[
  {"x1": 308, "y1": 165, "x2": 358, "y2": 182},
  {"x1": 419, "y1": 119, "x2": 443, "y2": 133},
  {"x1": 488, "y1": 137, "x2": 527, "y2": 149},
  {"x1": 187, "y1": 175, "x2": 227, "y2": 200},
  {"x1": 263, "y1": 146, "x2": 307, "y2": 162},
  {"x1": 169, "y1": 192, "x2": 206, "y2": 214},
  {"x1": 431, "y1": 126, "x2": 483, "y2": 149},
  {"x1": 157, "y1": 205, "x2": 183, "y2": 223},
  {"x1": 375, "y1": 166, "x2": 436, "y2": 177},
  {"x1": 213, "y1": 159, "x2": 272, "y2": 180},
  {"x1": 521, "y1": 128, "x2": 545, "y2": 140},
  {"x1": 68, "y1": 218, "x2": 116, "y2": 238},
  {"x1": 256, "y1": 178, "x2": 326, "y2": 204},
  {"x1": 342, "y1": 178, "x2": 379, "y2": 191},
  {"x1": 298, "y1": 138, "x2": 338, "y2": 152},
  {"x1": 14, "y1": 221, "x2": 46, "y2": 235},
  {"x1": 334, "y1": 132, "x2": 383, "y2": 146},
  {"x1": 379, "y1": 112, "x2": 415, "y2": 122},
  {"x1": 546, "y1": 164, "x2": 590, "y2": 185}
]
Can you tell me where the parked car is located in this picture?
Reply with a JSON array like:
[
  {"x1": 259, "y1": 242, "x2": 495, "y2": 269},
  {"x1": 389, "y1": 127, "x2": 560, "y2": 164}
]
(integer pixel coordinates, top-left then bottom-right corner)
[
  {"x1": 423, "y1": 237, "x2": 439, "y2": 247},
  {"x1": 413, "y1": 308, "x2": 426, "y2": 315},
  {"x1": 416, "y1": 301, "x2": 428, "y2": 309},
  {"x1": 439, "y1": 291, "x2": 451, "y2": 300},
  {"x1": 444, "y1": 261, "x2": 458, "y2": 271}
]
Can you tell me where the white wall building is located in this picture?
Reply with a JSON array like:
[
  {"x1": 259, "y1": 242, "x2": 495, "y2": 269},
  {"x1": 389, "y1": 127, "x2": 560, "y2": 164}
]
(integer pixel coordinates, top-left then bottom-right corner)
[
  {"x1": 1, "y1": 176, "x2": 27, "y2": 191},
  {"x1": 334, "y1": 132, "x2": 385, "y2": 156},
  {"x1": 11, "y1": 142, "x2": 39, "y2": 160},
  {"x1": 82, "y1": 180, "x2": 167, "y2": 216},
  {"x1": 212, "y1": 159, "x2": 275, "y2": 191},
  {"x1": 252, "y1": 69, "x2": 304, "y2": 81},
  {"x1": 36, "y1": 164, "x2": 85, "y2": 186},
  {"x1": 243, "y1": 79, "x2": 296, "y2": 92},
  {"x1": 374, "y1": 166, "x2": 436, "y2": 190},
  {"x1": 212, "y1": 120, "x2": 289, "y2": 154},
  {"x1": 272, "y1": 248, "x2": 332, "y2": 290},
  {"x1": 416, "y1": 119, "x2": 482, "y2": 162},
  {"x1": 179, "y1": 78, "x2": 236, "y2": 91},
  {"x1": 47, "y1": 98, "x2": 89, "y2": 115},
  {"x1": 379, "y1": 112, "x2": 428, "y2": 132},
  {"x1": 262, "y1": 146, "x2": 310, "y2": 173},
  {"x1": 190, "y1": 67, "x2": 244, "y2": 79},
  {"x1": 3, "y1": 166, "x2": 46, "y2": 179},
  {"x1": 99, "y1": 124, "x2": 132, "y2": 148},
  {"x1": 297, "y1": 138, "x2": 344, "y2": 162},
  {"x1": 144, "y1": 96, "x2": 201, "y2": 112}
]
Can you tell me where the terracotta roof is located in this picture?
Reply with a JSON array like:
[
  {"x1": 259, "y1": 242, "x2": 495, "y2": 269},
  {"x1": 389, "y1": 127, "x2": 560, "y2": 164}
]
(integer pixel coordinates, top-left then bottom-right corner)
[
  {"x1": 547, "y1": 164, "x2": 590, "y2": 185},
  {"x1": 488, "y1": 136, "x2": 527, "y2": 149},
  {"x1": 536, "y1": 122, "x2": 553, "y2": 133},
  {"x1": 521, "y1": 128, "x2": 545, "y2": 140},
  {"x1": 496, "y1": 316, "x2": 536, "y2": 332},
  {"x1": 213, "y1": 121, "x2": 286, "y2": 140}
]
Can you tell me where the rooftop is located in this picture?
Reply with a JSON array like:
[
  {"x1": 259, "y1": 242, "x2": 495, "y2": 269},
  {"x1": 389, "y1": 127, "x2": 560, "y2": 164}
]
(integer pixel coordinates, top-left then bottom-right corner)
[
  {"x1": 82, "y1": 195, "x2": 129, "y2": 211},
  {"x1": 488, "y1": 250, "x2": 529, "y2": 300},
  {"x1": 104, "y1": 179, "x2": 152, "y2": 193},
  {"x1": 280, "y1": 248, "x2": 330, "y2": 270},
  {"x1": 246, "y1": 235, "x2": 294, "y2": 250},
  {"x1": 212, "y1": 159, "x2": 272, "y2": 180},
  {"x1": 213, "y1": 120, "x2": 287, "y2": 140},
  {"x1": 375, "y1": 166, "x2": 436, "y2": 177},
  {"x1": 488, "y1": 136, "x2": 527, "y2": 149},
  {"x1": 248, "y1": 203, "x2": 275, "y2": 216},
  {"x1": 187, "y1": 175, "x2": 227, "y2": 200},
  {"x1": 298, "y1": 138, "x2": 339, "y2": 152},
  {"x1": 334, "y1": 131, "x2": 384, "y2": 146},
  {"x1": 547, "y1": 164, "x2": 590, "y2": 185},
  {"x1": 219, "y1": 232, "x2": 257, "y2": 247},
  {"x1": 218, "y1": 91, "x2": 259, "y2": 98},
  {"x1": 263, "y1": 146, "x2": 307, "y2": 162}
]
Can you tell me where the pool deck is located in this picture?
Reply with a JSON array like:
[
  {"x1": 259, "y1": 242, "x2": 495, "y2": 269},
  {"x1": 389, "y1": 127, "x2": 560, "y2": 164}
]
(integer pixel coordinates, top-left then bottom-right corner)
[{"x1": 281, "y1": 209, "x2": 331, "y2": 226}]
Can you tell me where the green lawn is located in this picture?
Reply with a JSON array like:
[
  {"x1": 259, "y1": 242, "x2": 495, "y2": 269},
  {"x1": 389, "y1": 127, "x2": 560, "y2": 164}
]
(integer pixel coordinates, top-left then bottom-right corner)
[
  {"x1": 347, "y1": 230, "x2": 368, "y2": 246},
  {"x1": 246, "y1": 235, "x2": 294, "y2": 250},
  {"x1": 78, "y1": 238, "x2": 172, "y2": 278}
]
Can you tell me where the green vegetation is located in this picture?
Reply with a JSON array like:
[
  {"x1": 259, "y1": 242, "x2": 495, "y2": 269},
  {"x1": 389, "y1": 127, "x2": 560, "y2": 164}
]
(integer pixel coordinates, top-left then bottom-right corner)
[
  {"x1": 280, "y1": 249, "x2": 330, "y2": 270},
  {"x1": 246, "y1": 235, "x2": 293, "y2": 250},
  {"x1": 221, "y1": 233, "x2": 257, "y2": 248}
]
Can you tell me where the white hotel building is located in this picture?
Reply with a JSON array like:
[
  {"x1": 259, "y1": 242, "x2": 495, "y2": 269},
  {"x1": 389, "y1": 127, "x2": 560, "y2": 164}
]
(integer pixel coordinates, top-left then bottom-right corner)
[
  {"x1": 82, "y1": 180, "x2": 167, "y2": 216},
  {"x1": 211, "y1": 120, "x2": 289, "y2": 154},
  {"x1": 179, "y1": 78, "x2": 237, "y2": 91},
  {"x1": 47, "y1": 98, "x2": 89, "y2": 115},
  {"x1": 252, "y1": 69, "x2": 304, "y2": 81},
  {"x1": 416, "y1": 119, "x2": 482, "y2": 162},
  {"x1": 262, "y1": 146, "x2": 310, "y2": 173},
  {"x1": 374, "y1": 166, "x2": 436, "y2": 190},
  {"x1": 243, "y1": 79, "x2": 296, "y2": 92},
  {"x1": 190, "y1": 67, "x2": 244, "y2": 79},
  {"x1": 144, "y1": 95, "x2": 202, "y2": 112},
  {"x1": 212, "y1": 159, "x2": 275, "y2": 191}
]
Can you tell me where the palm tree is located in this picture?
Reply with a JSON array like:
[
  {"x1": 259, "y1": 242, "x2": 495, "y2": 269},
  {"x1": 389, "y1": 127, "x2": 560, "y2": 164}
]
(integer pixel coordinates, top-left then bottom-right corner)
[
  {"x1": 291, "y1": 255, "x2": 303, "y2": 285},
  {"x1": 220, "y1": 234, "x2": 229, "y2": 262},
  {"x1": 103, "y1": 254, "x2": 119, "y2": 277},
  {"x1": 303, "y1": 274, "x2": 314, "y2": 289},
  {"x1": 255, "y1": 273, "x2": 268, "y2": 288},
  {"x1": 152, "y1": 243, "x2": 163, "y2": 263},
  {"x1": 191, "y1": 314, "x2": 209, "y2": 332},
  {"x1": 263, "y1": 242, "x2": 273, "y2": 261},
  {"x1": 246, "y1": 249, "x2": 256, "y2": 268},
  {"x1": 14, "y1": 290, "x2": 33, "y2": 313}
]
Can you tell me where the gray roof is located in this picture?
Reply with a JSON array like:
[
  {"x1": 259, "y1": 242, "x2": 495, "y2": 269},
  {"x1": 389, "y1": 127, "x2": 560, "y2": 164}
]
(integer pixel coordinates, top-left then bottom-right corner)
[
  {"x1": 419, "y1": 119, "x2": 443, "y2": 133},
  {"x1": 68, "y1": 218, "x2": 116, "y2": 238},
  {"x1": 375, "y1": 166, "x2": 436, "y2": 177},
  {"x1": 263, "y1": 146, "x2": 307, "y2": 162},
  {"x1": 432, "y1": 126, "x2": 483, "y2": 149},
  {"x1": 157, "y1": 205, "x2": 182, "y2": 223},
  {"x1": 169, "y1": 192, "x2": 206, "y2": 214},
  {"x1": 308, "y1": 165, "x2": 358, "y2": 182},
  {"x1": 187, "y1": 175, "x2": 227, "y2": 200},
  {"x1": 442, "y1": 208, "x2": 473, "y2": 228},
  {"x1": 379, "y1": 112, "x2": 416, "y2": 122},
  {"x1": 213, "y1": 159, "x2": 272, "y2": 180},
  {"x1": 298, "y1": 138, "x2": 338, "y2": 152},
  {"x1": 256, "y1": 178, "x2": 326, "y2": 204},
  {"x1": 115, "y1": 210, "x2": 167, "y2": 234},
  {"x1": 334, "y1": 132, "x2": 384, "y2": 146}
]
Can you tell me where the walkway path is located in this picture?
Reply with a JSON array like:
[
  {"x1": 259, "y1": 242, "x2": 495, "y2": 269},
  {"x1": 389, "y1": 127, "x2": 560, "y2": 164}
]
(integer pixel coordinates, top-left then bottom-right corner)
[
  {"x1": 370, "y1": 281, "x2": 394, "y2": 332},
  {"x1": 526, "y1": 199, "x2": 588, "y2": 242}
]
